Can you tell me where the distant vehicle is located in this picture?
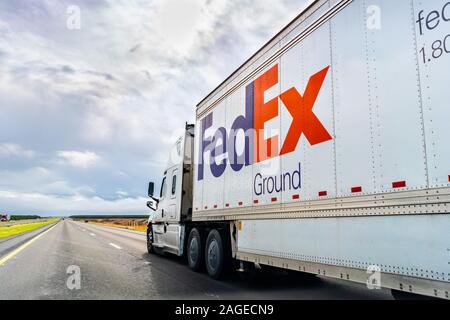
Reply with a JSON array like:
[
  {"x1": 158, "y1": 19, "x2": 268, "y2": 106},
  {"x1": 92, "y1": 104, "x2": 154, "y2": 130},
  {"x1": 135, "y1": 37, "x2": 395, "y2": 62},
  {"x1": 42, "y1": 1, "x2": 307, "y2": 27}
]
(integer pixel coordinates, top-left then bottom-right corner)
[
  {"x1": 146, "y1": 0, "x2": 450, "y2": 300},
  {"x1": 0, "y1": 214, "x2": 9, "y2": 222}
]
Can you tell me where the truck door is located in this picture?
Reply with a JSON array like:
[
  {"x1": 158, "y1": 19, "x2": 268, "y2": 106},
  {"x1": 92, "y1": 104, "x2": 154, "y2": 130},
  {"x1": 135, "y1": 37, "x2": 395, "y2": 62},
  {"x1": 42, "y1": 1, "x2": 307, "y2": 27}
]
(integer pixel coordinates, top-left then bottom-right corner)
[
  {"x1": 167, "y1": 168, "x2": 179, "y2": 221},
  {"x1": 162, "y1": 167, "x2": 182, "y2": 252},
  {"x1": 153, "y1": 167, "x2": 183, "y2": 254},
  {"x1": 155, "y1": 175, "x2": 167, "y2": 222},
  {"x1": 152, "y1": 175, "x2": 167, "y2": 247}
]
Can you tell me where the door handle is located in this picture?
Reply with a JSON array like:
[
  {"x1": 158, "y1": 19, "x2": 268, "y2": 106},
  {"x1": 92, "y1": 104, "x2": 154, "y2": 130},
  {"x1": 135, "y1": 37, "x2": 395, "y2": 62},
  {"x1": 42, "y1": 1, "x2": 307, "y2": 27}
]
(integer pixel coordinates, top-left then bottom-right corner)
[{"x1": 161, "y1": 209, "x2": 164, "y2": 218}]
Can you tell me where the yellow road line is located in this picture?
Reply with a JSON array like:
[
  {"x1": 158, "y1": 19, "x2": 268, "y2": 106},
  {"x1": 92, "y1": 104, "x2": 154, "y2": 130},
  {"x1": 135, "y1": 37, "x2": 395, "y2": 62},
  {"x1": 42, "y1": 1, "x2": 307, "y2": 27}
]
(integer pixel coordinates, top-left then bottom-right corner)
[{"x1": 0, "y1": 223, "x2": 59, "y2": 266}]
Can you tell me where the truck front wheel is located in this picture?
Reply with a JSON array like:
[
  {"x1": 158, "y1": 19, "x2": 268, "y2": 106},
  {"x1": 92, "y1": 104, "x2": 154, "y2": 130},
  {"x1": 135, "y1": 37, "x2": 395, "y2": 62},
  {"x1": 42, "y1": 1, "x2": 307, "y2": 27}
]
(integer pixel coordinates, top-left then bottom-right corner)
[
  {"x1": 187, "y1": 228, "x2": 203, "y2": 272},
  {"x1": 205, "y1": 229, "x2": 229, "y2": 279}
]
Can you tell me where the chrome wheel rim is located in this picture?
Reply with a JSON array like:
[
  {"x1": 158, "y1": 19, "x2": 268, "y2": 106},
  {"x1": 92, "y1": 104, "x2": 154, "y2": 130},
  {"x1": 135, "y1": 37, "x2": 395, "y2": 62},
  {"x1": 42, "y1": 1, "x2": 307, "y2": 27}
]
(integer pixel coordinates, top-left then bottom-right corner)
[
  {"x1": 207, "y1": 239, "x2": 219, "y2": 271},
  {"x1": 189, "y1": 237, "x2": 199, "y2": 264}
]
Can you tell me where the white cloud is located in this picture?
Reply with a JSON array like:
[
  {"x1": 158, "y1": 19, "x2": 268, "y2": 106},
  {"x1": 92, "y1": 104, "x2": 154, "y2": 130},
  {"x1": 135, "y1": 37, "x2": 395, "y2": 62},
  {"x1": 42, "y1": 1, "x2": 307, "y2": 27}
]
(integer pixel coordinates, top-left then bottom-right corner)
[
  {"x1": 0, "y1": 143, "x2": 35, "y2": 158},
  {"x1": 57, "y1": 151, "x2": 100, "y2": 169},
  {"x1": 0, "y1": 167, "x2": 95, "y2": 197},
  {"x1": 116, "y1": 190, "x2": 128, "y2": 197},
  {"x1": 0, "y1": 190, "x2": 18, "y2": 199},
  {"x1": 0, "y1": 190, "x2": 147, "y2": 215}
]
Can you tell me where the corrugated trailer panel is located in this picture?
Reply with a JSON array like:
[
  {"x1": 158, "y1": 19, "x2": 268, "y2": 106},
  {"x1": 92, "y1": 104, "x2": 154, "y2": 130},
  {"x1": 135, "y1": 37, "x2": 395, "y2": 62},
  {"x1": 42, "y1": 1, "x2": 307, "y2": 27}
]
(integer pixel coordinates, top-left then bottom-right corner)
[
  {"x1": 237, "y1": 215, "x2": 450, "y2": 283},
  {"x1": 251, "y1": 61, "x2": 283, "y2": 206},
  {"x1": 223, "y1": 82, "x2": 254, "y2": 209},
  {"x1": 365, "y1": 0, "x2": 428, "y2": 192},
  {"x1": 201, "y1": 100, "x2": 227, "y2": 211},
  {"x1": 193, "y1": 0, "x2": 450, "y2": 216},
  {"x1": 194, "y1": 0, "x2": 450, "y2": 218},
  {"x1": 280, "y1": 22, "x2": 337, "y2": 202},
  {"x1": 193, "y1": 124, "x2": 203, "y2": 212},
  {"x1": 412, "y1": 0, "x2": 450, "y2": 188},
  {"x1": 279, "y1": 43, "x2": 309, "y2": 203},
  {"x1": 331, "y1": 1, "x2": 374, "y2": 197},
  {"x1": 292, "y1": 22, "x2": 336, "y2": 201}
]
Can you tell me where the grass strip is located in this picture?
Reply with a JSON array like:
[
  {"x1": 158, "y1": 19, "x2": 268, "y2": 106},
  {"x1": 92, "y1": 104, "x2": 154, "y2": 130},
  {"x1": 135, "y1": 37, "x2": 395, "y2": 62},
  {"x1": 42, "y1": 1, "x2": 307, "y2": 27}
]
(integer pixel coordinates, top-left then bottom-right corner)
[{"x1": 0, "y1": 218, "x2": 60, "y2": 239}]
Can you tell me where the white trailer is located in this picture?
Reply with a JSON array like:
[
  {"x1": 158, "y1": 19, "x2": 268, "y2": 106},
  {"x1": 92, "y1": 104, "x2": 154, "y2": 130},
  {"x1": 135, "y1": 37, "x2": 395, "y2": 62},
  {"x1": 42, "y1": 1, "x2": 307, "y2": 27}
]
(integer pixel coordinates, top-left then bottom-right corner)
[{"x1": 147, "y1": 0, "x2": 450, "y2": 299}]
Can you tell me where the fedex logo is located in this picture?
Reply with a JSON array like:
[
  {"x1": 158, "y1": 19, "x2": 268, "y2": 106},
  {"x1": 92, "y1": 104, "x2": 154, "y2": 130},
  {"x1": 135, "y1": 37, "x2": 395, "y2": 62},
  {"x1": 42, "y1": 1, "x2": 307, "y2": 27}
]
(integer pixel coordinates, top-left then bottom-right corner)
[{"x1": 198, "y1": 64, "x2": 332, "y2": 181}]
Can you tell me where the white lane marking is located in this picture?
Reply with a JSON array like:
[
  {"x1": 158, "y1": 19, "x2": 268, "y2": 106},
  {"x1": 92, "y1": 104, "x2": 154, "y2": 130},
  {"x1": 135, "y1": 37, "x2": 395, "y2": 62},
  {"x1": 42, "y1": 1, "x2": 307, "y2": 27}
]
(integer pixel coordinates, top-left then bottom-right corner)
[
  {"x1": 0, "y1": 223, "x2": 59, "y2": 266},
  {"x1": 109, "y1": 243, "x2": 122, "y2": 250},
  {"x1": 89, "y1": 233, "x2": 96, "y2": 236}
]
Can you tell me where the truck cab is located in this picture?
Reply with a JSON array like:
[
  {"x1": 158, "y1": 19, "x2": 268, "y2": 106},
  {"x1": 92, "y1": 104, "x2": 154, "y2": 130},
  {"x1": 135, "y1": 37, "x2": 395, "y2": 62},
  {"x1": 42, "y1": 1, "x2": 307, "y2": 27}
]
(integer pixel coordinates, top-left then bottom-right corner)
[{"x1": 147, "y1": 124, "x2": 194, "y2": 256}]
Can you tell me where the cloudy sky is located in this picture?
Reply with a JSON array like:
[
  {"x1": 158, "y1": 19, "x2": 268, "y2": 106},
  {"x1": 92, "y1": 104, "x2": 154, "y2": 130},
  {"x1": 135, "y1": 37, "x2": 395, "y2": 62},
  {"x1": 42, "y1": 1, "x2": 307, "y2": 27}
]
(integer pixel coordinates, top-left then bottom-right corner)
[{"x1": 0, "y1": 0, "x2": 306, "y2": 216}]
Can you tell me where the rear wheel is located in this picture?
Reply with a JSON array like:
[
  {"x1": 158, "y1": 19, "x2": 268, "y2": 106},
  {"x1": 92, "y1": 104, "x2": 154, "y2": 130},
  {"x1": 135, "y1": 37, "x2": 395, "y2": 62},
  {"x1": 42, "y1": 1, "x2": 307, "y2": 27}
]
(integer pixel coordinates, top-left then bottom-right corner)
[
  {"x1": 146, "y1": 225, "x2": 154, "y2": 254},
  {"x1": 187, "y1": 228, "x2": 203, "y2": 272},
  {"x1": 205, "y1": 229, "x2": 229, "y2": 279}
]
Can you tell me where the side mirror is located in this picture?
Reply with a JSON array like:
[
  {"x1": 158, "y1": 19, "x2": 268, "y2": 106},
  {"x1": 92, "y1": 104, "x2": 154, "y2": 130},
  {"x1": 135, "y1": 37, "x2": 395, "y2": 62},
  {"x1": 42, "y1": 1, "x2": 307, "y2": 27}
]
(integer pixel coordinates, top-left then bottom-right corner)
[
  {"x1": 148, "y1": 182, "x2": 155, "y2": 197},
  {"x1": 147, "y1": 199, "x2": 158, "y2": 211}
]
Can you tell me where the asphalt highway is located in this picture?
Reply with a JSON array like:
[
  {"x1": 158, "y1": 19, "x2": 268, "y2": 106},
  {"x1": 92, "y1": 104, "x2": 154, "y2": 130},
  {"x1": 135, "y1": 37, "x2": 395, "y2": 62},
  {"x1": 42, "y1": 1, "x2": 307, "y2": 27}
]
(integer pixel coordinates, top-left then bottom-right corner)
[{"x1": 0, "y1": 219, "x2": 393, "y2": 300}]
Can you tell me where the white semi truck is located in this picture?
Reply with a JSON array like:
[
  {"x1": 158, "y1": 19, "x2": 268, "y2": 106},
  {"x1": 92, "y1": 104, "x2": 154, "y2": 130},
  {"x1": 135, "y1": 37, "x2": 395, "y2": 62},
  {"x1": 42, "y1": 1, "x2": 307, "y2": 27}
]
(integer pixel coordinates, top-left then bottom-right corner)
[{"x1": 146, "y1": 0, "x2": 450, "y2": 299}]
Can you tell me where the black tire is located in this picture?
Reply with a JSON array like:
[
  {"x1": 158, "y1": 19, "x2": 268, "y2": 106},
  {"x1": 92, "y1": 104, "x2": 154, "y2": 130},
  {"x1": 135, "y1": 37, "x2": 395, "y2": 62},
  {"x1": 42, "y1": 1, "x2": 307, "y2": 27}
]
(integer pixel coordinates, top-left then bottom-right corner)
[
  {"x1": 205, "y1": 229, "x2": 230, "y2": 279},
  {"x1": 146, "y1": 225, "x2": 154, "y2": 254},
  {"x1": 187, "y1": 228, "x2": 203, "y2": 272}
]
